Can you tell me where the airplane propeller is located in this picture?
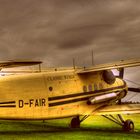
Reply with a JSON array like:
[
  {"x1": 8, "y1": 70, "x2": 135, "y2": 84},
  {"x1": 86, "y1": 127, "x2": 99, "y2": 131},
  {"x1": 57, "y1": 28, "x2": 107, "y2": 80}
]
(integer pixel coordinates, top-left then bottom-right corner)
[
  {"x1": 117, "y1": 68, "x2": 140, "y2": 104},
  {"x1": 118, "y1": 68, "x2": 140, "y2": 92},
  {"x1": 128, "y1": 87, "x2": 140, "y2": 93},
  {"x1": 119, "y1": 68, "x2": 124, "y2": 79}
]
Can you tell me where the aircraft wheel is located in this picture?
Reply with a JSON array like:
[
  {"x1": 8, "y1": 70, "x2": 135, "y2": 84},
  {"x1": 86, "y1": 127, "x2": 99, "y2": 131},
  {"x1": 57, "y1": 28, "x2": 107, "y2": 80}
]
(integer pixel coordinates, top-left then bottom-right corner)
[
  {"x1": 123, "y1": 119, "x2": 134, "y2": 132},
  {"x1": 70, "y1": 116, "x2": 80, "y2": 128}
]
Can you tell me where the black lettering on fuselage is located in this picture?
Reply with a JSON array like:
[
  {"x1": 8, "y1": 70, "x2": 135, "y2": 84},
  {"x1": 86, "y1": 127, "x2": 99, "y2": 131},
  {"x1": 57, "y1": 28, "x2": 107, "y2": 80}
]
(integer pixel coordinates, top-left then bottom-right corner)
[
  {"x1": 42, "y1": 99, "x2": 46, "y2": 106},
  {"x1": 18, "y1": 98, "x2": 46, "y2": 108},
  {"x1": 29, "y1": 99, "x2": 34, "y2": 107},
  {"x1": 19, "y1": 100, "x2": 24, "y2": 108},
  {"x1": 35, "y1": 99, "x2": 46, "y2": 107},
  {"x1": 47, "y1": 75, "x2": 75, "y2": 81},
  {"x1": 35, "y1": 99, "x2": 39, "y2": 107}
]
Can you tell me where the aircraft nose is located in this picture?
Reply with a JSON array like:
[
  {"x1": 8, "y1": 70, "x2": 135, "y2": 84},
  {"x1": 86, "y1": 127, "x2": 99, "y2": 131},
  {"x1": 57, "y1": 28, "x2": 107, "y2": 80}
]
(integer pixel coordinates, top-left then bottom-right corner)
[
  {"x1": 118, "y1": 78, "x2": 128, "y2": 93},
  {"x1": 103, "y1": 70, "x2": 116, "y2": 84}
]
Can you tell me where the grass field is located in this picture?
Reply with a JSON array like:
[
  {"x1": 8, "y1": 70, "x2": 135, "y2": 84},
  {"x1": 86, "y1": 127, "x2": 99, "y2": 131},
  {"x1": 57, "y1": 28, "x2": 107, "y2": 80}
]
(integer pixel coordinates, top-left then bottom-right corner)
[{"x1": 0, "y1": 115, "x2": 140, "y2": 140}]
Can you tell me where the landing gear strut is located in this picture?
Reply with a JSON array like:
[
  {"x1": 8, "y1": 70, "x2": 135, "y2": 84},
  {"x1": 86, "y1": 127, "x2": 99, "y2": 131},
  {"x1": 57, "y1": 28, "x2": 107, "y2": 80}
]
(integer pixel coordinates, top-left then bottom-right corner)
[
  {"x1": 70, "y1": 114, "x2": 134, "y2": 131},
  {"x1": 102, "y1": 114, "x2": 134, "y2": 132}
]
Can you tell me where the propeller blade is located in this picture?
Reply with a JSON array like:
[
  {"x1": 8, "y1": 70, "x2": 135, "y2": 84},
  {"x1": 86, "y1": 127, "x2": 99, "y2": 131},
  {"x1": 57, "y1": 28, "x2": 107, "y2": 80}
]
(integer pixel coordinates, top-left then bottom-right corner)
[
  {"x1": 119, "y1": 68, "x2": 124, "y2": 79},
  {"x1": 118, "y1": 99, "x2": 122, "y2": 105},
  {"x1": 128, "y1": 87, "x2": 140, "y2": 92}
]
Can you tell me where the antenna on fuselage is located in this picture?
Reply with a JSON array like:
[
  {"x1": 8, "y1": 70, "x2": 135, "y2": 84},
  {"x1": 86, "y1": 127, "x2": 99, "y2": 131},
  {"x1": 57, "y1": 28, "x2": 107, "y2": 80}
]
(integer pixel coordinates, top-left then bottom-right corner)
[
  {"x1": 73, "y1": 58, "x2": 76, "y2": 69},
  {"x1": 91, "y1": 49, "x2": 95, "y2": 66},
  {"x1": 39, "y1": 63, "x2": 42, "y2": 72}
]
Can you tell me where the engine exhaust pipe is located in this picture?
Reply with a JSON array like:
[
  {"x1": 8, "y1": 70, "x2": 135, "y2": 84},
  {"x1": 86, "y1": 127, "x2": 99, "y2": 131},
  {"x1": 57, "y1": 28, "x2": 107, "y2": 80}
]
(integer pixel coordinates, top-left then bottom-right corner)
[{"x1": 87, "y1": 92, "x2": 119, "y2": 105}]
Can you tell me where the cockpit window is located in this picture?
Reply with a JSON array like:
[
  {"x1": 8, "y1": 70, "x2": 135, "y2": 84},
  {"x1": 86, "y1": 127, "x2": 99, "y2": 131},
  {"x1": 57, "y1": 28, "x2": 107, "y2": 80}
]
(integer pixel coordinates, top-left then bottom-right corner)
[
  {"x1": 83, "y1": 85, "x2": 87, "y2": 92},
  {"x1": 88, "y1": 85, "x2": 92, "y2": 91},
  {"x1": 94, "y1": 83, "x2": 98, "y2": 91}
]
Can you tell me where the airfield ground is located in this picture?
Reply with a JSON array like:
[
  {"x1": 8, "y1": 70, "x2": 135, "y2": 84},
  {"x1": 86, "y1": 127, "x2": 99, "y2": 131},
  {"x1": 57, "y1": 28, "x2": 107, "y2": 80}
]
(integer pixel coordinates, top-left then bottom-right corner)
[{"x1": 0, "y1": 115, "x2": 139, "y2": 140}]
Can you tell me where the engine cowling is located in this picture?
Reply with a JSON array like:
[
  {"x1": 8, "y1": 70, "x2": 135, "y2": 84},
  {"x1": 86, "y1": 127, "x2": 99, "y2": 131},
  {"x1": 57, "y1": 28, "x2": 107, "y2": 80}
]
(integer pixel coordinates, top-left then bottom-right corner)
[{"x1": 102, "y1": 70, "x2": 116, "y2": 84}]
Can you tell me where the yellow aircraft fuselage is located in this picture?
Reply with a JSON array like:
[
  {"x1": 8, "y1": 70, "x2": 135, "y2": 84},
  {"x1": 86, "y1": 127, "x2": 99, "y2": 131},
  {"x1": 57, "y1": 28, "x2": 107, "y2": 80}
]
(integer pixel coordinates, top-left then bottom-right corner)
[{"x1": 0, "y1": 69, "x2": 127, "y2": 120}]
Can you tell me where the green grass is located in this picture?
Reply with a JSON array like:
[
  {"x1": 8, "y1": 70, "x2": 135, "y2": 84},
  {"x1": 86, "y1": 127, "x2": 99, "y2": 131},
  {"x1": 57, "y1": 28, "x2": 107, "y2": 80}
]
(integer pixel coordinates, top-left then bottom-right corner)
[{"x1": 0, "y1": 115, "x2": 140, "y2": 140}]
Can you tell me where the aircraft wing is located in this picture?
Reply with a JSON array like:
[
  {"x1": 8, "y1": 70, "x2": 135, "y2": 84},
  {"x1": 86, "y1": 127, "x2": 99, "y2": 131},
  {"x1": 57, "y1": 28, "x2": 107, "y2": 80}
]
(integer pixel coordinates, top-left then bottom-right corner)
[
  {"x1": 0, "y1": 60, "x2": 42, "y2": 70},
  {"x1": 94, "y1": 104, "x2": 140, "y2": 115},
  {"x1": 77, "y1": 59, "x2": 140, "y2": 74}
]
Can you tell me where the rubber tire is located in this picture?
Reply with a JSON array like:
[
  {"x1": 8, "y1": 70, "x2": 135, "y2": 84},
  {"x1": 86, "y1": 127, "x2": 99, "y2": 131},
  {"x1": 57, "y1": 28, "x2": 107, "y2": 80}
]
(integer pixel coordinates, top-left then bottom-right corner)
[
  {"x1": 123, "y1": 119, "x2": 134, "y2": 132},
  {"x1": 70, "y1": 116, "x2": 80, "y2": 128}
]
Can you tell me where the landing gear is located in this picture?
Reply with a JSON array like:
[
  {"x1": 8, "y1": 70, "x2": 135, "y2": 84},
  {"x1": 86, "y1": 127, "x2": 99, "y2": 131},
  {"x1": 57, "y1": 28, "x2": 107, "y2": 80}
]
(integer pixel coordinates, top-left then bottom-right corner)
[
  {"x1": 123, "y1": 119, "x2": 134, "y2": 132},
  {"x1": 70, "y1": 114, "x2": 134, "y2": 131},
  {"x1": 102, "y1": 114, "x2": 134, "y2": 132},
  {"x1": 70, "y1": 116, "x2": 80, "y2": 128}
]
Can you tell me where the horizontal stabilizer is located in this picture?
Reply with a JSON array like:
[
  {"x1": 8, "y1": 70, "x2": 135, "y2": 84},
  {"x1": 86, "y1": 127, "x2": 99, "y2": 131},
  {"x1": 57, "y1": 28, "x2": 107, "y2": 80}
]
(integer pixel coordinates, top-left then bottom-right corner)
[
  {"x1": 0, "y1": 60, "x2": 42, "y2": 69},
  {"x1": 77, "y1": 59, "x2": 140, "y2": 74}
]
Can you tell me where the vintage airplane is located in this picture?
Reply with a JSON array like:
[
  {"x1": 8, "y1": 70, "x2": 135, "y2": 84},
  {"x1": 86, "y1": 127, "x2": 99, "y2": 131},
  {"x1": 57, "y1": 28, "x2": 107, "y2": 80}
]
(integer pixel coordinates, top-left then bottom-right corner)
[{"x1": 0, "y1": 59, "x2": 140, "y2": 132}]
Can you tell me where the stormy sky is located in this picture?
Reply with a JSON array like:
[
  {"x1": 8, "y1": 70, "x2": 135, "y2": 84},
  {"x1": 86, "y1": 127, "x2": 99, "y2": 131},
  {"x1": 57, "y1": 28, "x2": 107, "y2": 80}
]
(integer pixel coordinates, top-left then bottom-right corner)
[
  {"x1": 0, "y1": 0, "x2": 140, "y2": 93},
  {"x1": 0, "y1": 0, "x2": 139, "y2": 65}
]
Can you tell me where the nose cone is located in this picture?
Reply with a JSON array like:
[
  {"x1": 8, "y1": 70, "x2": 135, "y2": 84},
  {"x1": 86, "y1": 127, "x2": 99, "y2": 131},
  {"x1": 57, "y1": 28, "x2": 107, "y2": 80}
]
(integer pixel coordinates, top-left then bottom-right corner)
[
  {"x1": 117, "y1": 78, "x2": 128, "y2": 93},
  {"x1": 103, "y1": 70, "x2": 116, "y2": 84}
]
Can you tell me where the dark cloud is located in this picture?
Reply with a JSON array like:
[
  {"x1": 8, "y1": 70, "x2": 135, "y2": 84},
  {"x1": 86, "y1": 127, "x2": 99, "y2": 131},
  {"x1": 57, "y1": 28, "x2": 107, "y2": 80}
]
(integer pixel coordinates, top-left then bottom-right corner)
[{"x1": 0, "y1": 0, "x2": 139, "y2": 66}]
